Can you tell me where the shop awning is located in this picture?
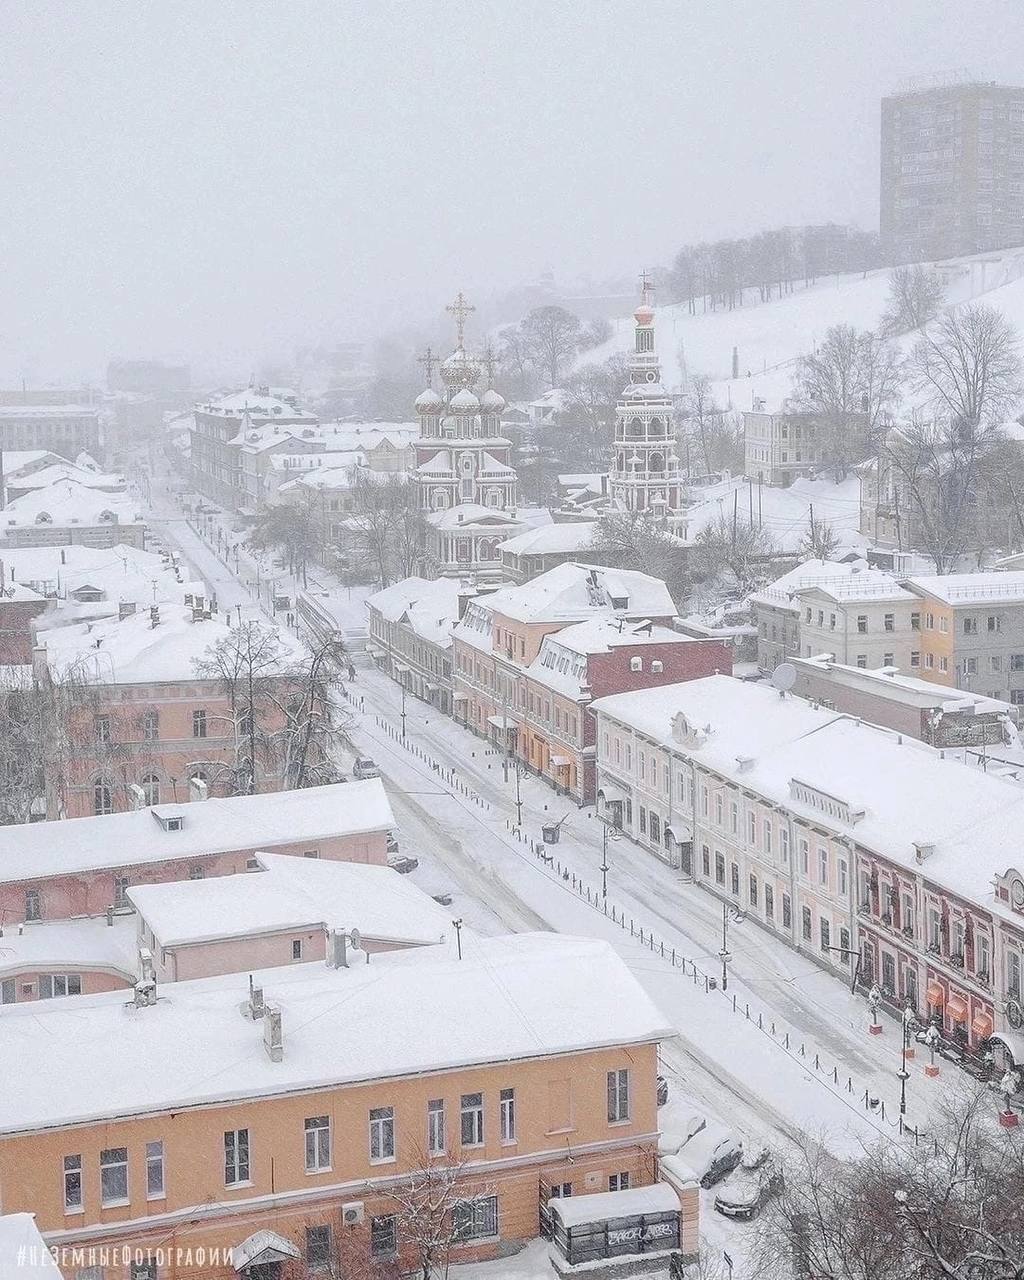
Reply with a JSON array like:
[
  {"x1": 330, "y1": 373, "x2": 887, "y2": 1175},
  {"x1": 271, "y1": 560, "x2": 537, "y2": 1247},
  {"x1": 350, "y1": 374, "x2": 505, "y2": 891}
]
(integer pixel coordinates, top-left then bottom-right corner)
[
  {"x1": 971, "y1": 1010, "x2": 994, "y2": 1040},
  {"x1": 232, "y1": 1231, "x2": 300, "y2": 1272},
  {"x1": 550, "y1": 755, "x2": 571, "y2": 768},
  {"x1": 487, "y1": 715, "x2": 518, "y2": 730},
  {"x1": 597, "y1": 778, "x2": 627, "y2": 803},
  {"x1": 926, "y1": 980, "x2": 945, "y2": 1008},
  {"x1": 453, "y1": 691, "x2": 469, "y2": 701},
  {"x1": 989, "y1": 1030, "x2": 1024, "y2": 1066},
  {"x1": 393, "y1": 661, "x2": 410, "y2": 674},
  {"x1": 946, "y1": 993, "x2": 969, "y2": 1022}
]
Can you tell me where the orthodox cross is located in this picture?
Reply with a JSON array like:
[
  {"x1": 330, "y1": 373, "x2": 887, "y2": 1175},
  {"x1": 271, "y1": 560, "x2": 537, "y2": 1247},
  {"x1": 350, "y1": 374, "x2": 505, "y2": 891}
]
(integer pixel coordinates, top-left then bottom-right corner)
[
  {"x1": 481, "y1": 341, "x2": 497, "y2": 383},
  {"x1": 639, "y1": 269, "x2": 656, "y2": 305},
  {"x1": 417, "y1": 345, "x2": 438, "y2": 385},
  {"x1": 446, "y1": 291, "x2": 475, "y2": 346}
]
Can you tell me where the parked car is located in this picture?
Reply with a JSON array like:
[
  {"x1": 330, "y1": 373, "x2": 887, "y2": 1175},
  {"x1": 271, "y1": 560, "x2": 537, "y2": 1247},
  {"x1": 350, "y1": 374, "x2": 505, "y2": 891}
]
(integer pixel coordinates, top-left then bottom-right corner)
[
  {"x1": 714, "y1": 1161, "x2": 783, "y2": 1220},
  {"x1": 388, "y1": 855, "x2": 419, "y2": 875},
  {"x1": 353, "y1": 757, "x2": 381, "y2": 780},
  {"x1": 672, "y1": 1123, "x2": 743, "y2": 1188},
  {"x1": 432, "y1": 892, "x2": 453, "y2": 907},
  {"x1": 656, "y1": 1075, "x2": 669, "y2": 1107},
  {"x1": 386, "y1": 833, "x2": 400, "y2": 854}
]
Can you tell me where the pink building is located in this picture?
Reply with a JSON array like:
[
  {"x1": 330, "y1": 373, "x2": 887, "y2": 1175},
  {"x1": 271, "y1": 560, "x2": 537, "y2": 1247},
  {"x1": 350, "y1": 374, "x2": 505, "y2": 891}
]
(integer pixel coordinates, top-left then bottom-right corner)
[
  {"x1": 0, "y1": 781, "x2": 394, "y2": 929},
  {"x1": 128, "y1": 851, "x2": 451, "y2": 983}
]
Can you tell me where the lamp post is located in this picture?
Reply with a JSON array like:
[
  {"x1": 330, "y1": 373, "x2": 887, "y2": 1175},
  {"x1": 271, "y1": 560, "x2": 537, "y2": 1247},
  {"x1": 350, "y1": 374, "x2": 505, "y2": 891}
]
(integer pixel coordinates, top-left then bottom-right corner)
[
  {"x1": 924, "y1": 1023, "x2": 940, "y2": 1078},
  {"x1": 719, "y1": 902, "x2": 745, "y2": 993},
  {"x1": 898, "y1": 1003, "x2": 914, "y2": 1115},
  {"x1": 400, "y1": 682, "x2": 407, "y2": 740},
  {"x1": 598, "y1": 814, "x2": 619, "y2": 904},
  {"x1": 867, "y1": 983, "x2": 883, "y2": 1034}
]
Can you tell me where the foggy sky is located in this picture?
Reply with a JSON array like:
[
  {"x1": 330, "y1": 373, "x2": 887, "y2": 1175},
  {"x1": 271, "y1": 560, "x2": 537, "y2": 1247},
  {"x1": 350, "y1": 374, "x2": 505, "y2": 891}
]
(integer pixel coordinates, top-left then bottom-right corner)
[{"x1": 2, "y1": 0, "x2": 1023, "y2": 385}]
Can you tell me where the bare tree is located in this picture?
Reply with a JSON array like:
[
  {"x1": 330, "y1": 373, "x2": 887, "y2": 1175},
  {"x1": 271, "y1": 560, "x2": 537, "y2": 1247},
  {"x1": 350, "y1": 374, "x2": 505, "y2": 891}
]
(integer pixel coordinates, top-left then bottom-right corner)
[
  {"x1": 751, "y1": 1090, "x2": 1024, "y2": 1280},
  {"x1": 520, "y1": 305, "x2": 582, "y2": 388},
  {"x1": 692, "y1": 513, "x2": 780, "y2": 595},
  {"x1": 386, "y1": 1158, "x2": 484, "y2": 1280},
  {"x1": 250, "y1": 494, "x2": 321, "y2": 586},
  {"x1": 800, "y1": 509, "x2": 841, "y2": 561},
  {"x1": 907, "y1": 303, "x2": 1023, "y2": 438},
  {"x1": 880, "y1": 264, "x2": 946, "y2": 336},
  {"x1": 793, "y1": 326, "x2": 900, "y2": 479},
  {"x1": 589, "y1": 511, "x2": 689, "y2": 602},
  {"x1": 346, "y1": 471, "x2": 426, "y2": 588}
]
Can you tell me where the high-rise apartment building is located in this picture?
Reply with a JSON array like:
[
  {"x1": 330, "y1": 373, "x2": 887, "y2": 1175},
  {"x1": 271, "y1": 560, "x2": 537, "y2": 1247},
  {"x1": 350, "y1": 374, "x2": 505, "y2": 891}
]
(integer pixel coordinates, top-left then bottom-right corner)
[{"x1": 881, "y1": 78, "x2": 1024, "y2": 262}]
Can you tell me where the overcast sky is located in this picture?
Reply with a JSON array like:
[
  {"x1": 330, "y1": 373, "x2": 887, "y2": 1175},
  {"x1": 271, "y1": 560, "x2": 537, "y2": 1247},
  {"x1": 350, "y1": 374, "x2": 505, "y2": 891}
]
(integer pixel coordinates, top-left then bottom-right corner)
[{"x1": 1, "y1": 0, "x2": 1023, "y2": 384}]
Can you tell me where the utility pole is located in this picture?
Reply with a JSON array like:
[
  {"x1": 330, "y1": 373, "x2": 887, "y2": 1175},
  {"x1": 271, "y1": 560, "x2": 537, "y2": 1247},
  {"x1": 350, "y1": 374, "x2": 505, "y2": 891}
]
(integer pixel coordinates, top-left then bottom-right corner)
[
  {"x1": 400, "y1": 682, "x2": 407, "y2": 740},
  {"x1": 600, "y1": 817, "x2": 617, "y2": 903},
  {"x1": 453, "y1": 918, "x2": 463, "y2": 960},
  {"x1": 720, "y1": 900, "x2": 732, "y2": 992},
  {"x1": 514, "y1": 756, "x2": 523, "y2": 828}
]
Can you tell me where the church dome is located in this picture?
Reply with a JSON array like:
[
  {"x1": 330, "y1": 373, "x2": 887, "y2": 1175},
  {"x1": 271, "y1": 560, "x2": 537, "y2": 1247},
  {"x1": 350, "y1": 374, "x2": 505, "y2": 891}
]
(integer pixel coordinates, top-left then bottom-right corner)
[
  {"x1": 634, "y1": 303, "x2": 654, "y2": 325},
  {"x1": 480, "y1": 388, "x2": 506, "y2": 412},
  {"x1": 450, "y1": 388, "x2": 480, "y2": 411},
  {"x1": 441, "y1": 346, "x2": 481, "y2": 391},
  {"x1": 415, "y1": 387, "x2": 443, "y2": 412}
]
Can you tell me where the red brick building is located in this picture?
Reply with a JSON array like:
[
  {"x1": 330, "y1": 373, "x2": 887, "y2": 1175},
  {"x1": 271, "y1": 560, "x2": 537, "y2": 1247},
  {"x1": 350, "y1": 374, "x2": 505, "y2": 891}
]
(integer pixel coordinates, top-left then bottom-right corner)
[{"x1": 0, "y1": 584, "x2": 49, "y2": 664}]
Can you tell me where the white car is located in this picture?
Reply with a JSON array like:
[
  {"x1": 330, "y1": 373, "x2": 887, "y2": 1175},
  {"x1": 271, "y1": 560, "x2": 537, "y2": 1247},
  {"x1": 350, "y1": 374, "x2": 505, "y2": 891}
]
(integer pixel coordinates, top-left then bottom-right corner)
[{"x1": 671, "y1": 1123, "x2": 743, "y2": 1188}]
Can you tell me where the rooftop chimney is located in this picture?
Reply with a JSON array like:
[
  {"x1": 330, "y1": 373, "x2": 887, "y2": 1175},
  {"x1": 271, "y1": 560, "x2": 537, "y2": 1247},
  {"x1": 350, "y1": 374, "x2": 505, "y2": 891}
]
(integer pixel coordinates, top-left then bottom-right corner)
[
  {"x1": 263, "y1": 1008, "x2": 283, "y2": 1062},
  {"x1": 188, "y1": 775, "x2": 209, "y2": 803}
]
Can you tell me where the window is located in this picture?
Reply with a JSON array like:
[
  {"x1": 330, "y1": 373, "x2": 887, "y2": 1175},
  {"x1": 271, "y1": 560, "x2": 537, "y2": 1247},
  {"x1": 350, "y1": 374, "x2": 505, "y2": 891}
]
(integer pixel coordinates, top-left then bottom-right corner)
[
  {"x1": 95, "y1": 714, "x2": 111, "y2": 744},
  {"x1": 884, "y1": 613, "x2": 894, "y2": 632},
  {"x1": 856, "y1": 655, "x2": 867, "y2": 669},
  {"x1": 93, "y1": 780, "x2": 113, "y2": 816},
  {"x1": 765, "y1": 884, "x2": 774, "y2": 919},
  {"x1": 500, "y1": 1088, "x2": 516, "y2": 1143},
  {"x1": 911, "y1": 612, "x2": 920, "y2": 631},
  {"x1": 64, "y1": 1154, "x2": 83, "y2": 1212},
  {"x1": 39, "y1": 974, "x2": 82, "y2": 999},
  {"x1": 629, "y1": 656, "x2": 642, "y2": 673},
  {"x1": 25, "y1": 889, "x2": 41, "y2": 922},
  {"x1": 145, "y1": 1141, "x2": 164, "y2": 1199},
  {"x1": 838, "y1": 858, "x2": 848, "y2": 897},
  {"x1": 142, "y1": 710, "x2": 159, "y2": 741},
  {"x1": 883, "y1": 653, "x2": 894, "y2": 666},
  {"x1": 820, "y1": 918, "x2": 831, "y2": 952},
  {"x1": 925, "y1": 653, "x2": 934, "y2": 669},
  {"x1": 715, "y1": 794, "x2": 723, "y2": 826},
  {"x1": 730, "y1": 801, "x2": 738, "y2": 834},
  {"x1": 857, "y1": 615, "x2": 868, "y2": 634},
  {"x1": 131, "y1": 1264, "x2": 157, "y2": 1280},
  {"x1": 964, "y1": 657, "x2": 978, "y2": 676},
  {"x1": 780, "y1": 828, "x2": 789, "y2": 864},
  {"x1": 224, "y1": 1128, "x2": 250, "y2": 1185},
  {"x1": 963, "y1": 617, "x2": 978, "y2": 635},
  {"x1": 799, "y1": 839, "x2": 809, "y2": 876},
  {"x1": 370, "y1": 1107, "x2": 395, "y2": 1161},
  {"x1": 607, "y1": 1068, "x2": 629, "y2": 1123},
  {"x1": 749, "y1": 874, "x2": 758, "y2": 907},
  {"x1": 454, "y1": 1195, "x2": 499, "y2": 1242},
  {"x1": 839, "y1": 926, "x2": 851, "y2": 965},
  {"x1": 140, "y1": 774, "x2": 160, "y2": 806},
  {"x1": 991, "y1": 655, "x2": 1002, "y2": 672},
  {"x1": 292, "y1": 939, "x2": 303, "y2": 961},
  {"x1": 911, "y1": 651, "x2": 920, "y2": 668},
  {"x1": 988, "y1": 615, "x2": 1001, "y2": 633},
  {"x1": 763, "y1": 820, "x2": 772, "y2": 855},
  {"x1": 939, "y1": 657, "x2": 948, "y2": 673},
  {"x1": 192, "y1": 709, "x2": 207, "y2": 738},
  {"x1": 715, "y1": 852, "x2": 725, "y2": 885},
  {"x1": 461, "y1": 1092, "x2": 484, "y2": 1146},
  {"x1": 802, "y1": 906, "x2": 812, "y2": 941},
  {"x1": 730, "y1": 863, "x2": 740, "y2": 895},
  {"x1": 306, "y1": 1225, "x2": 333, "y2": 1270},
  {"x1": 549, "y1": 1182, "x2": 573, "y2": 1198},
  {"x1": 100, "y1": 1147, "x2": 129, "y2": 1206},
  {"x1": 609, "y1": 1172, "x2": 631, "y2": 1192},
  {"x1": 818, "y1": 848, "x2": 829, "y2": 886},
  {"x1": 939, "y1": 617, "x2": 949, "y2": 633},
  {"x1": 782, "y1": 893, "x2": 792, "y2": 929},
  {"x1": 371, "y1": 1215, "x2": 397, "y2": 1258},
  {"x1": 428, "y1": 1098, "x2": 446, "y2": 1156},
  {"x1": 305, "y1": 1116, "x2": 331, "y2": 1172},
  {"x1": 114, "y1": 875, "x2": 130, "y2": 908}
]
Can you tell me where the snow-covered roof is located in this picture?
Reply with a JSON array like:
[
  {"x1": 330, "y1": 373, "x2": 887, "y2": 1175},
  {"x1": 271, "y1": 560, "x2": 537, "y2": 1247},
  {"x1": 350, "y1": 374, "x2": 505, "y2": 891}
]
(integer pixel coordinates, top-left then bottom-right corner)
[
  {"x1": 0, "y1": 404, "x2": 98, "y2": 419},
  {"x1": 528, "y1": 618, "x2": 696, "y2": 698},
  {"x1": 0, "y1": 934, "x2": 674, "y2": 1133},
  {"x1": 677, "y1": 475, "x2": 862, "y2": 554},
  {"x1": 426, "y1": 503, "x2": 523, "y2": 532},
  {"x1": 0, "y1": 1214, "x2": 63, "y2": 1278},
  {"x1": 793, "y1": 656, "x2": 1013, "y2": 714},
  {"x1": 195, "y1": 389, "x2": 316, "y2": 421},
  {"x1": 906, "y1": 571, "x2": 1024, "y2": 607},
  {"x1": 498, "y1": 522, "x2": 599, "y2": 556},
  {"x1": 0, "y1": 450, "x2": 64, "y2": 477},
  {"x1": 366, "y1": 576, "x2": 466, "y2": 647},
  {"x1": 128, "y1": 852, "x2": 450, "y2": 948},
  {"x1": 461, "y1": 562, "x2": 676, "y2": 626},
  {"x1": 748, "y1": 558, "x2": 857, "y2": 609},
  {"x1": 0, "y1": 779, "x2": 394, "y2": 884},
  {"x1": 794, "y1": 569, "x2": 914, "y2": 605},
  {"x1": 37, "y1": 602, "x2": 305, "y2": 684},
  {"x1": 0, "y1": 580, "x2": 44, "y2": 603},
  {"x1": 0, "y1": 914, "x2": 138, "y2": 983},
  {"x1": 1, "y1": 480, "x2": 143, "y2": 526},
  {"x1": 6, "y1": 462, "x2": 125, "y2": 492},
  {"x1": 2, "y1": 543, "x2": 201, "y2": 613},
  {"x1": 550, "y1": 1183, "x2": 680, "y2": 1228},
  {"x1": 594, "y1": 674, "x2": 1024, "y2": 905}
]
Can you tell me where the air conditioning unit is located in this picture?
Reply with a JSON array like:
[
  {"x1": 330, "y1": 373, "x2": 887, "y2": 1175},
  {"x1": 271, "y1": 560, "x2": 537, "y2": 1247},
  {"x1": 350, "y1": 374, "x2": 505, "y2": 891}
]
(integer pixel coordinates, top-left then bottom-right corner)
[{"x1": 342, "y1": 1202, "x2": 365, "y2": 1226}]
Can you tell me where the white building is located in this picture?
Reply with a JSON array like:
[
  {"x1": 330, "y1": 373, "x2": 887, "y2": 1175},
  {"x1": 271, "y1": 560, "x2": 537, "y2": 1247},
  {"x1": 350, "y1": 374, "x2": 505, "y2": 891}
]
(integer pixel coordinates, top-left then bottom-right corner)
[{"x1": 794, "y1": 571, "x2": 918, "y2": 671}]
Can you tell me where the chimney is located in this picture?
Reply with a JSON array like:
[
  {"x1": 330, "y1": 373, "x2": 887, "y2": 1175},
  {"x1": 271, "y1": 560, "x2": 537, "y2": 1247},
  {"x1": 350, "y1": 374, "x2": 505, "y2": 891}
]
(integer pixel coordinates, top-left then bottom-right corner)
[
  {"x1": 105, "y1": 905, "x2": 114, "y2": 927},
  {"x1": 133, "y1": 977, "x2": 157, "y2": 1008},
  {"x1": 263, "y1": 1008, "x2": 283, "y2": 1062},
  {"x1": 188, "y1": 775, "x2": 209, "y2": 803},
  {"x1": 31, "y1": 644, "x2": 48, "y2": 682},
  {"x1": 327, "y1": 929, "x2": 349, "y2": 968},
  {"x1": 247, "y1": 978, "x2": 266, "y2": 1020},
  {"x1": 60, "y1": 548, "x2": 66, "y2": 565},
  {"x1": 735, "y1": 755, "x2": 756, "y2": 773},
  {"x1": 913, "y1": 841, "x2": 936, "y2": 865},
  {"x1": 127, "y1": 783, "x2": 146, "y2": 811}
]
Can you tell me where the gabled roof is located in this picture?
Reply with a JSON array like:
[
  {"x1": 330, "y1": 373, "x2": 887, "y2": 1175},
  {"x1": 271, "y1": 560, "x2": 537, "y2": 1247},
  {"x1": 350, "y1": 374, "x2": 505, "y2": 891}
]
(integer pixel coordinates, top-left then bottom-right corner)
[{"x1": 459, "y1": 562, "x2": 676, "y2": 625}]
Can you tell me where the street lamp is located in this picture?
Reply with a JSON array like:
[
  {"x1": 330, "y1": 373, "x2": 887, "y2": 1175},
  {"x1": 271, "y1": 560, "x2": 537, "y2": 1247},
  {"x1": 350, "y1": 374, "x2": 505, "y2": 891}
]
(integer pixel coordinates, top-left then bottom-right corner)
[
  {"x1": 598, "y1": 814, "x2": 620, "y2": 904},
  {"x1": 898, "y1": 1002, "x2": 914, "y2": 1115},
  {"x1": 867, "y1": 983, "x2": 883, "y2": 1034},
  {"x1": 720, "y1": 902, "x2": 745, "y2": 993},
  {"x1": 924, "y1": 1023, "x2": 940, "y2": 1078}
]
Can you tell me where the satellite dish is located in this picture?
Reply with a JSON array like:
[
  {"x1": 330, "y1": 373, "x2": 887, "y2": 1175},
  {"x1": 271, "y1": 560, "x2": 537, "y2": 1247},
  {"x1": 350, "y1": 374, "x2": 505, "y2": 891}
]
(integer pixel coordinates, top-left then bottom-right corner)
[
  {"x1": 771, "y1": 663, "x2": 797, "y2": 693},
  {"x1": 349, "y1": 929, "x2": 361, "y2": 951}
]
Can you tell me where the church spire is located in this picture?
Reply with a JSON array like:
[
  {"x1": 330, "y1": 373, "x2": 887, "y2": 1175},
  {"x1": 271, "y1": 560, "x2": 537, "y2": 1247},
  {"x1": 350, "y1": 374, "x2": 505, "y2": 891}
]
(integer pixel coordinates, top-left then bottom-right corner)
[{"x1": 445, "y1": 290, "x2": 475, "y2": 349}]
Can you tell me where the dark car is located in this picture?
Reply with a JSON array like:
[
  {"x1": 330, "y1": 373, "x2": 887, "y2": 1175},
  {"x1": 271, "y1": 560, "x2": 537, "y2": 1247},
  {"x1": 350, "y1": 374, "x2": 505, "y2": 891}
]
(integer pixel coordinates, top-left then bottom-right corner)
[
  {"x1": 663, "y1": 1125, "x2": 743, "y2": 1190},
  {"x1": 388, "y1": 854, "x2": 419, "y2": 875}
]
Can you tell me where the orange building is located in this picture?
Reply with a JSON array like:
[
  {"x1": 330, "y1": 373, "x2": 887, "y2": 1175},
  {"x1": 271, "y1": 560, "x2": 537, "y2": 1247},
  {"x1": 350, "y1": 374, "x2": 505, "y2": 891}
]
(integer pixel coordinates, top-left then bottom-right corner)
[{"x1": 0, "y1": 935, "x2": 673, "y2": 1280}]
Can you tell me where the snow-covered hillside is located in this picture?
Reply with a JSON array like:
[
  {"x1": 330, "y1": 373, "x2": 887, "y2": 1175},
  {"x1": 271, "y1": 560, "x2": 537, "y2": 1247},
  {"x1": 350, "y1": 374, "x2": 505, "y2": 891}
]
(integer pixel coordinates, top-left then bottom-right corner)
[{"x1": 586, "y1": 245, "x2": 1024, "y2": 413}]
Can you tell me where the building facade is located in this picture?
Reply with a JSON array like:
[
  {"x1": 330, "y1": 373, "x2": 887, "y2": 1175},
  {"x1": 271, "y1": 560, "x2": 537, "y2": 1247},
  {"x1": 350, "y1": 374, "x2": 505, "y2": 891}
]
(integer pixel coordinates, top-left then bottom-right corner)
[
  {"x1": 881, "y1": 79, "x2": 1024, "y2": 263},
  {"x1": 0, "y1": 406, "x2": 103, "y2": 462},
  {"x1": 794, "y1": 573, "x2": 918, "y2": 671},
  {"x1": 366, "y1": 577, "x2": 470, "y2": 716},
  {"x1": 743, "y1": 411, "x2": 825, "y2": 487}
]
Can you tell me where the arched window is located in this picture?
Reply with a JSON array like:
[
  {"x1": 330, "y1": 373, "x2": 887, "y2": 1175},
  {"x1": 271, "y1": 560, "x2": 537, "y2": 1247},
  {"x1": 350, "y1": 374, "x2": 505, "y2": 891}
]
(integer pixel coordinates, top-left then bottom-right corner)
[
  {"x1": 649, "y1": 452, "x2": 665, "y2": 474},
  {"x1": 142, "y1": 710, "x2": 159, "y2": 742},
  {"x1": 93, "y1": 779, "x2": 113, "y2": 816},
  {"x1": 141, "y1": 774, "x2": 160, "y2": 807},
  {"x1": 627, "y1": 418, "x2": 643, "y2": 438}
]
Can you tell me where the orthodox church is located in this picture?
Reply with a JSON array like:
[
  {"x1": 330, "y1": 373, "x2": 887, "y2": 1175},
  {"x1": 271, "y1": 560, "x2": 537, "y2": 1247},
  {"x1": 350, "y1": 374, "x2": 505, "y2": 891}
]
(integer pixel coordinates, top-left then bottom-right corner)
[
  {"x1": 608, "y1": 277, "x2": 683, "y2": 521},
  {"x1": 412, "y1": 293, "x2": 527, "y2": 579}
]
